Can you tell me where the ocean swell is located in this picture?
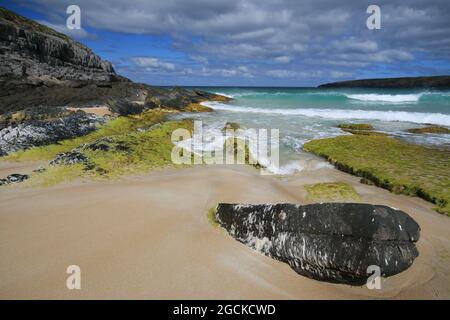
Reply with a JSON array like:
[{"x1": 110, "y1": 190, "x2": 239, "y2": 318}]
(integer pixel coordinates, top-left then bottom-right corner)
[{"x1": 203, "y1": 102, "x2": 450, "y2": 126}]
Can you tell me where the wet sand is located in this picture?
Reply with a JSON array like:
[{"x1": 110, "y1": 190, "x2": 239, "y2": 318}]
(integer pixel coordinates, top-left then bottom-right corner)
[{"x1": 0, "y1": 163, "x2": 449, "y2": 299}]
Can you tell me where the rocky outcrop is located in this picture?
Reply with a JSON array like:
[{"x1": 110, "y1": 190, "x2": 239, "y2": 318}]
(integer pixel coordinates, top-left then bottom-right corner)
[
  {"x1": 0, "y1": 8, "x2": 230, "y2": 115},
  {"x1": 49, "y1": 150, "x2": 88, "y2": 166},
  {"x1": 407, "y1": 125, "x2": 450, "y2": 134},
  {"x1": 0, "y1": 111, "x2": 107, "y2": 156},
  {"x1": 0, "y1": 7, "x2": 230, "y2": 155},
  {"x1": 0, "y1": 173, "x2": 29, "y2": 185},
  {"x1": 48, "y1": 136, "x2": 130, "y2": 169},
  {"x1": 215, "y1": 203, "x2": 420, "y2": 285},
  {"x1": 318, "y1": 76, "x2": 450, "y2": 88},
  {"x1": 0, "y1": 7, "x2": 117, "y2": 83}
]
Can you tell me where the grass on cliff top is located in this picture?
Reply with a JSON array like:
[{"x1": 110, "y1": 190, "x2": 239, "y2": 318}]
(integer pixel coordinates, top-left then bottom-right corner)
[
  {"x1": 305, "y1": 182, "x2": 360, "y2": 201},
  {"x1": 304, "y1": 135, "x2": 450, "y2": 215},
  {"x1": 5, "y1": 110, "x2": 167, "y2": 162}
]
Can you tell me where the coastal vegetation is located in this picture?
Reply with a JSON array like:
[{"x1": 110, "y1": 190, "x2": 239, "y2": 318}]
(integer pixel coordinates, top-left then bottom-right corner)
[
  {"x1": 337, "y1": 123, "x2": 374, "y2": 131},
  {"x1": 304, "y1": 182, "x2": 360, "y2": 201},
  {"x1": 337, "y1": 123, "x2": 387, "y2": 136},
  {"x1": 184, "y1": 103, "x2": 214, "y2": 112},
  {"x1": 5, "y1": 110, "x2": 167, "y2": 161},
  {"x1": 207, "y1": 206, "x2": 219, "y2": 228},
  {"x1": 6, "y1": 110, "x2": 194, "y2": 186},
  {"x1": 223, "y1": 122, "x2": 241, "y2": 131},
  {"x1": 407, "y1": 125, "x2": 450, "y2": 134},
  {"x1": 304, "y1": 135, "x2": 450, "y2": 215}
]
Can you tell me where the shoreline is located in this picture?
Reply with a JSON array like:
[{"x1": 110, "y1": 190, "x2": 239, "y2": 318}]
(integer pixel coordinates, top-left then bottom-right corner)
[{"x1": 1, "y1": 163, "x2": 449, "y2": 299}]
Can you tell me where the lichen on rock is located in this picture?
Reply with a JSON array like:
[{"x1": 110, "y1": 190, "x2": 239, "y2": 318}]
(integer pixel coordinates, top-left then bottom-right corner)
[{"x1": 215, "y1": 203, "x2": 421, "y2": 285}]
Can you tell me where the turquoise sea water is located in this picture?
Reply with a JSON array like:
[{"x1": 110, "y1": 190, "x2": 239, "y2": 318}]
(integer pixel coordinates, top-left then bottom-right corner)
[{"x1": 173, "y1": 87, "x2": 450, "y2": 174}]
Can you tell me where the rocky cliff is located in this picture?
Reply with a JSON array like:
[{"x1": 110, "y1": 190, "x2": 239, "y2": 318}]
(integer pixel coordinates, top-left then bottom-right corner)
[
  {"x1": 318, "y1": 75, "x2": 450, "y2": 88},
  {"x1": 0, "y1": 7, "x2": 229, "y2": 156},
  {"x1": 0, "y1": 7, "x2": 117, "y2": 83}
]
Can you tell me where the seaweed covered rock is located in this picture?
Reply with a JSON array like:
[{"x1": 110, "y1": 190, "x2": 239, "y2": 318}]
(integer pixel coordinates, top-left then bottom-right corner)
[
  {"x1": 49, "y1": 150, "x2": 88, "y2": 166},
  {"x1": 215, "y1": 203, "x2": 420, "y2": 285},
  {"x1": 407, "y1": 125, "x2": 450, "y2": 134}
]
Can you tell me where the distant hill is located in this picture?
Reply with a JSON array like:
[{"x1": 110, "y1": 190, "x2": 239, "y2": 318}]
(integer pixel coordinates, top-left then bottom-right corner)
[{"x1": 318, "y1": 76, "x2": 450, "y2": 89}]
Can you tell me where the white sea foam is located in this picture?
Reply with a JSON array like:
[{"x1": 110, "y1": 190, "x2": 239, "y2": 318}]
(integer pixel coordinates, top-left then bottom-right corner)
[
  {"x1": 345, "y1": 93, "x2": 423, "y2": 103},
  {"x1": 213, "y1": 92, "x2": 235, "y2": 98},
  {"x1": 202, "y1": 102, "x2": 450, "y2": 126}
]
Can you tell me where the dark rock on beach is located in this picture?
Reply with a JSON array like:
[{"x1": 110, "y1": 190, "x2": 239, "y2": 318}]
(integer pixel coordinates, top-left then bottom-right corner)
[
  {"x1": 49, "y1": 150, "x2": 88, "y2": 166},
  {"x1": 49, "y1": 136, "x2": 130, "y2": 171},
  {"x1": 0, "y1": 173, "x2": 29, "y2": 185},
  {"x1": 215, "y1": 203, "x2": 420, "y2": 285},
  {"x1": 0, "y1": 111, "x2": 107, "y2": 156}
]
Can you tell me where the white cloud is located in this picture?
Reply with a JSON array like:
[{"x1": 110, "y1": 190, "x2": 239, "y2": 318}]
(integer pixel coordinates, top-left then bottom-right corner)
[
  {"x1": 330, "y1": 71, "x2": 353, "y2": 78},
  {"x1": 26, "y1": 0, "x2": 450, "y2": 84},
  {"x1": 266, "y1": 69, "x2": 296, "y2": 78},
  {"x1": 131, "y1": 57, "x2": 176, "y2": 71},
  {"x1": 274, "y1": 56, "x2": 292, "y2": 63}
]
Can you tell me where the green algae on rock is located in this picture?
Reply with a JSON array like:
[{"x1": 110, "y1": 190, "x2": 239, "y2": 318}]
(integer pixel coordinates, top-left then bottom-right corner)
[
  {"x1": 407, "y1": 126, "x2": 450, "y2": 134},
  {"x1": 304, "y1": 135, "x2": 450, "y2": 215},
  {"x1": 305, "y1": 182, "x2": 360, "y2": 201},
  {"x1": 337, "y1": 123, "x2": 374, "y2": 131}
]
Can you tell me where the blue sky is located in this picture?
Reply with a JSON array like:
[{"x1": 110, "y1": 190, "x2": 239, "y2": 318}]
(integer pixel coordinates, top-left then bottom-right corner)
[{"x1": 2, "y1": 0, "x2": 450, "y2": 86}]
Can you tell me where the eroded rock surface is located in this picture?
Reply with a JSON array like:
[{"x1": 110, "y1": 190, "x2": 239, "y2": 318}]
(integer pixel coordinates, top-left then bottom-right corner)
[
  {"x1": 0, "y1": 7, "x2": 116, "y2": 82},
  {"x1": 0, "y1": 111, "x2": 107, "y2": 156},
  {"x1": 0, "y1": 173, "x2": 29, "y2": 185},
  {"x1": 215, "y1": 203, "x2": 420, "y2": 285},
  {"x1": 0, "y1": 7, "x2": 230, "y2": 155}
]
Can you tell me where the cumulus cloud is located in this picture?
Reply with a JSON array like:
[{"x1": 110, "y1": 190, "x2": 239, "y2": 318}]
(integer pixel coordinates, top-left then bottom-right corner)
[
  {"x1": 19, "y1": 0, "x2": 450, "y2": 85},
  {"x1": 131, "y1": 57, "x2": 176, "y2": 71},
  {"x1": 266, "y1": 69, "x2": 297, "y2": 78},
  {"x1": 274, "y1": 56, "x2": 292, "y2": 63}
]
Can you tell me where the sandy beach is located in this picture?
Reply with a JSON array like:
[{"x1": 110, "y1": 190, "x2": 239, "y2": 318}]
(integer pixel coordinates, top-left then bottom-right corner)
[{"x1": 1, "y1": 162, "x2": 449, "y2": 299}]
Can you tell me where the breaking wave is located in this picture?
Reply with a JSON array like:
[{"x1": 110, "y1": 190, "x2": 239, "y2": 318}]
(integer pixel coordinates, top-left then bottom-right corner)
[
  {"x1": 345, "y1": 93, "x2": 423, "y2": 103},
  {"x1": 203, "y1": 102, "x2": 450, "y2": 126}
]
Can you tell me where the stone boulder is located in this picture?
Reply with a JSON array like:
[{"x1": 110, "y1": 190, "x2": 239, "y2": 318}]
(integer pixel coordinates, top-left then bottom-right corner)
[
  {"x1": 215, "y1": 203, "x2": 420, "y2": 285},
  {"x1": 49, "y1": 150, "x2": 88, "y2": 166},
  {"x1": 0, "y1": 111, "x2": 107, "y2": 156},
  {"x1": 0, "y1": 173, "x2": 29, "y2": 186}
]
